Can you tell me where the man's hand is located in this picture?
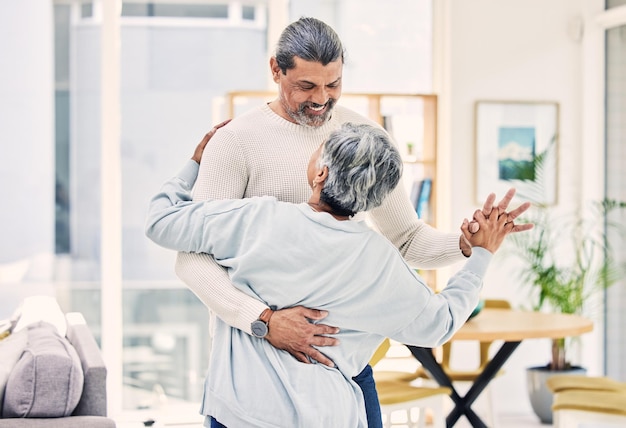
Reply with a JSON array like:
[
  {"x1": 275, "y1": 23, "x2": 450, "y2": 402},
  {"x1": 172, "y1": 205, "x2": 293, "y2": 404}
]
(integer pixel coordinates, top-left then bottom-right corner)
[
  {"x1": 468, "y1": 188, "x2": 534, "y2": 234},
  {"x1": 266, "y1": 306, "x2": 339, "y2": 367},
  {"x1": 461, "y1": 207, "x2": 514, "y2": 254},
  {"x1": 460, "y1": 189, "x2": 534, "y2": 253}
]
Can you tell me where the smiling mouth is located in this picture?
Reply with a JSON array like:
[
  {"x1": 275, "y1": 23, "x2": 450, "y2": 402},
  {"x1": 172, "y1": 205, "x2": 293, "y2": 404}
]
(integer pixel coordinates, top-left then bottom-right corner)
[{"x1": 305, "y1": 103, "x2": 327, "y2": 114}]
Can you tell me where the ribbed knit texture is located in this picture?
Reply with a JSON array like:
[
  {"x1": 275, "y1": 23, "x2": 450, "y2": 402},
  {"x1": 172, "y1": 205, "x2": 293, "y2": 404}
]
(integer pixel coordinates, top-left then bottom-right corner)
[{"x1": 175, "y1": 103, "x2": 464, "y2": 333}]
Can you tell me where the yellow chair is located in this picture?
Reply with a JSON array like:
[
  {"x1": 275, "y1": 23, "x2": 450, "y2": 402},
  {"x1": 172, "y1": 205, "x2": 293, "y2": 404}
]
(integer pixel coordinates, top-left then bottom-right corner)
[
  {"x1": 371, "y1": 338, "x2": 452, "y2": 428},
  {"x1": 546, "y1": 374, "x2": 626, "y2": 393},
  {"x1": 546, "y1": 375, "x2": 626, "y2": 427},
  {"x1": 551, "y1": 389, "x2": 626, "y2": 428}
]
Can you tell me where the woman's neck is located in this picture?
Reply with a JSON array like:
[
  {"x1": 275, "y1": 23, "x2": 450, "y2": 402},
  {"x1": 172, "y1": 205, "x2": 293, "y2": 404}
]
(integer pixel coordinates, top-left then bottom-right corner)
[{"x1": 307, "y1": 200, "x2": 350, "y2": 221}]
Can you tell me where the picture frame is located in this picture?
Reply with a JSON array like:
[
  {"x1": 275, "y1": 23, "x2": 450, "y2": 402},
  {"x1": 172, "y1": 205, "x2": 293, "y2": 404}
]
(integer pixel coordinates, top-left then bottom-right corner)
[{"x1": 474, "y1": 100, "x2": 559, "y2": 205}]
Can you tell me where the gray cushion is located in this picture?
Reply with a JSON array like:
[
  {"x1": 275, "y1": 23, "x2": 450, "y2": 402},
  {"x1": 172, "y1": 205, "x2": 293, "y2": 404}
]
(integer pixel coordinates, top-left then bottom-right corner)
[
  {"x1": 0, "y1": 328, "x2": 28, "y2": 412},
  {"x1": 2, "y1": 321, "x2": 84, "y2": 418},
  {"x1": 0, "y1": 415, "x2": 117, "y2": 428}
]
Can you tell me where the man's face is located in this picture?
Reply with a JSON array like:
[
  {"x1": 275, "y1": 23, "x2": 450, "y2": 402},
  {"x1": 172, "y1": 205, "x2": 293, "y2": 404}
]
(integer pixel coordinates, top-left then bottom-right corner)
[{"x1": 271, "y1": 56, "x2": 343, "y2": 127}]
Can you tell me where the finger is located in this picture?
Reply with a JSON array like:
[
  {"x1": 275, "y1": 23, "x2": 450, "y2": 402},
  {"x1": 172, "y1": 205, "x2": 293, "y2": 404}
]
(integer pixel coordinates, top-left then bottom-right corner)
[
  {"x1": 481, "y1": 193, "x2": 496, "y2": 216},
  {"x1": 310, "y1": 323, "x2": 340, "y2": 335},
  {"x1": 473, "y1": 209, "x2": 487, "y2": 222},
  {"x1": 498, "y1": 212, "x2": 510, "y2": 226},
  {"x1": 214, "y1": 118, "x2": 232, "y2": 130},
  {"x1": 495, "y1": 188, "x2": 516, "y2": 212},
  {"x1": 199, "y1": 132, "x2": 212, "y2": 148},
  {"x1": 292, "y1": 352, "x2": 311, "y2": 365},
  {"x1": 203, "y1": 119, "x2": 231, "y2": 140},
  {"x1": 512, "y1": 223, "x2": 534, "y2": 233},
  {"x1": 192, "y1": 133, "x2": 214, "y2": 163},
  {"x1": 469, "y1": 220, "x2": 480, "y2": 234},
  {"x1": 507, "y1": 201, "x2": 532, "y2": 221},
  {"x1": 303, "y1": 348, "x2": 335, "y2": 367},
  {"x1": 309, "y1": 335, "x2": 339, "y2": 347},
  {"x1": 300, "y1": 308, "x2": 330, "y2": 321},
  {"x1": 460, "y1": 219, "x2": 473, "y2": 242}
]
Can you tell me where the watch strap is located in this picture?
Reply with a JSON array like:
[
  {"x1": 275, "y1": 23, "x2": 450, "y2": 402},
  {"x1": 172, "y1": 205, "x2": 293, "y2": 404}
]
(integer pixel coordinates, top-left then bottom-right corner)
[{"x1": 259, "y1": 308, "x2": 274, "y2": 324}]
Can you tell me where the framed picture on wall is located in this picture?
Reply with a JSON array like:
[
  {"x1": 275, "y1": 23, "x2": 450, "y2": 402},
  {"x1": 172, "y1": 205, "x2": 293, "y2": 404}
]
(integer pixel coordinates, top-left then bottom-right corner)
[{"x1": 474, "y1": 100, "x2": 559, "y2": 205}]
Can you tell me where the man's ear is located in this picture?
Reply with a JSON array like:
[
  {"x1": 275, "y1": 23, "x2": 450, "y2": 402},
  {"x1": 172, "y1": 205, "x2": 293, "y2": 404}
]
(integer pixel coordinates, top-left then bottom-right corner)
[{"x1": 270, "y1": 57, "x2": 281, "y2": 83}]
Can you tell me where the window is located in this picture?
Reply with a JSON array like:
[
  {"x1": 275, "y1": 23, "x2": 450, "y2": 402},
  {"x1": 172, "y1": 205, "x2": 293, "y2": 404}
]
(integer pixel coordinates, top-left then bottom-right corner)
[
  {"x1": 121, "y1": 3, "x2": 229, "y2": 18},
  {"x1": 604, "y1": 21, "x2": 626, "y2": 380}
]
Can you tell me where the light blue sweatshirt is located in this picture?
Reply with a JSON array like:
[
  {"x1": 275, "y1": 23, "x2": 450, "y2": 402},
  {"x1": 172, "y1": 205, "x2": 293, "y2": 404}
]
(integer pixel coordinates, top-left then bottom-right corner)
[{"x1": 146, "y1": 160, "x2": 489, "y2": 427}]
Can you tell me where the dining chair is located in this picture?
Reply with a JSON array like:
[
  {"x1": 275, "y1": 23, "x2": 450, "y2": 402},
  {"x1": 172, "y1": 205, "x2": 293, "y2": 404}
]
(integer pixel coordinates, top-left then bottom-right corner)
[
  {"x1": 371, "y1": 338, "x2": 452, "y2": 428},
  {"x1": 551, "y1": 388, "x2": 626, "y2": 428},
  {"x1": 546, "y1": 374, "x2": 626, "y2": 393}
]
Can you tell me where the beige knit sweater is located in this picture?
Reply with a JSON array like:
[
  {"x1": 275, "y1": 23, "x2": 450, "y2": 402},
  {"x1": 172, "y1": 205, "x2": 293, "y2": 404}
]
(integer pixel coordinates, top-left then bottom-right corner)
[{"x1": 175, "y1": 103, "x2": 465, "y2": 334}]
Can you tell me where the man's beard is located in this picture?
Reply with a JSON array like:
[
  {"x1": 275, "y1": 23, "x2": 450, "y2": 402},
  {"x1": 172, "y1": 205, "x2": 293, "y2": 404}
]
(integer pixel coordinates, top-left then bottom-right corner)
[{"x1": 283, "y1": 99, "x2": 337, "y2": 128}]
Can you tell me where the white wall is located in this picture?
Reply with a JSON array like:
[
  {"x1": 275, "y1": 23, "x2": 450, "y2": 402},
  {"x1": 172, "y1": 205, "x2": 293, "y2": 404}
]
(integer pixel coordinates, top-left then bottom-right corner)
[
  {"x1": 443, "y1": 0, "x2": 605, "y2": 416},
  {"x1": 0, "y1": 0, "x2": 55, "y2": 284}
]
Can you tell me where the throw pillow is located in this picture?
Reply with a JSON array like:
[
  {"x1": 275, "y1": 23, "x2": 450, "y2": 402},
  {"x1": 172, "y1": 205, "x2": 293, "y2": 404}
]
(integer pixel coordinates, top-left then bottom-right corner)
[
  {"x1": 2, "y1": 321, "x2": 84, "y2": 418},
  {"x1": 0, "y1": 328, "x2": 28, "y2": 415}
]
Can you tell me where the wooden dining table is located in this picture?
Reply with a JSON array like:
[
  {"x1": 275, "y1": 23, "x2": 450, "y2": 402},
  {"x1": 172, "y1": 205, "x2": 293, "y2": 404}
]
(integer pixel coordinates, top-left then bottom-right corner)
[{"x1": 405, "y1": 308, "x2": 594, "y2": 428}]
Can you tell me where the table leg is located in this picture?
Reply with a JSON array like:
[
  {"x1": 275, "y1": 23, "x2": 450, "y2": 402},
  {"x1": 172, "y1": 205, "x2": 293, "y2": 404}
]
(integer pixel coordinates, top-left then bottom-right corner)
[{"x1": 407, "y1": 341, "x2": 521, "y2": 428}]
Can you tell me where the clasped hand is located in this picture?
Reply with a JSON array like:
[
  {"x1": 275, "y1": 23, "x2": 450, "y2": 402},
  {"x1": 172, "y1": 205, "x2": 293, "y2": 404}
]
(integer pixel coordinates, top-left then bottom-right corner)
[{"x1": 461, "y1": 188, "x2": 534, "y2": 254}]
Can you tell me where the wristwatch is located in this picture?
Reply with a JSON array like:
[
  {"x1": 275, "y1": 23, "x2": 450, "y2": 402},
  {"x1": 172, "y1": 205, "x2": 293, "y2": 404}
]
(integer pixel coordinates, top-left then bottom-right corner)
[{"x1": 251, "y1": 308, "x2": 274, "y2": 338}]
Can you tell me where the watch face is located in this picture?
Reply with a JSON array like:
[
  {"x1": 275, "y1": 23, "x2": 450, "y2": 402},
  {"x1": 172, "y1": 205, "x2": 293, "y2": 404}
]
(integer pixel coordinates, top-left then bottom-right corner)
[{"x1": 251, "y1": 320, "x2": 268, "y2": 338}]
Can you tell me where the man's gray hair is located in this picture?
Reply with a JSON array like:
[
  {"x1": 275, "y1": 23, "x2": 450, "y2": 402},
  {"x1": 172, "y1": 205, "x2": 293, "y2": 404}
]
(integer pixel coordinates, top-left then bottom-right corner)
[
  {"x1": 275, "y1": 17, "x2": 345, "y2": 73},
  {"x1": 319, "y1": 123, "x2": 403, "y2": 216}
]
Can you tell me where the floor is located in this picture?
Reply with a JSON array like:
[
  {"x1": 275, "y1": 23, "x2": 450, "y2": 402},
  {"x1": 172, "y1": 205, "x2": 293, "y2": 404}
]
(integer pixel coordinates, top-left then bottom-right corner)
[
  {"x1": 117, "y1": 351, "x2": 551, "y2": 428},
  {"x1": 114, "y1": 395, "x2": 548, "y2": 428},
  {"x1": 426, "y1": 388, "x2": 547, "y2": 428},
  {"x1": 450, "y1": 406, "x2": 546, "y2": 428}
]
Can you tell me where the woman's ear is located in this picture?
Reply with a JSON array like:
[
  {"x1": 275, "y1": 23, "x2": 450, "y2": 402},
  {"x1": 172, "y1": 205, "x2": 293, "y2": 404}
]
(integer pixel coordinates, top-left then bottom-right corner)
[
  {"x1": 313, "y1": 166, "x2": 328, "y2": 187},
  {"x1": 313, "y1": 166, "x2": 329, "y2": 188}
]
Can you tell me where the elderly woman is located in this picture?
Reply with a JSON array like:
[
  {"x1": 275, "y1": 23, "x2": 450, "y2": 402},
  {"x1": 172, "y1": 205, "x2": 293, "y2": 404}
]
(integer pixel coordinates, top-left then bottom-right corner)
[{"x1": 146, "y1": 122, "x2": 519, "y2": 428}]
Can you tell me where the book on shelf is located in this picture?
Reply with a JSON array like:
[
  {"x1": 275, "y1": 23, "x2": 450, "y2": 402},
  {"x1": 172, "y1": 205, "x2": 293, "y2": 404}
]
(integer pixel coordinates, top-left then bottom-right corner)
[{"x1": 409, "y1": 178, "x2": 432, "y2": 220}]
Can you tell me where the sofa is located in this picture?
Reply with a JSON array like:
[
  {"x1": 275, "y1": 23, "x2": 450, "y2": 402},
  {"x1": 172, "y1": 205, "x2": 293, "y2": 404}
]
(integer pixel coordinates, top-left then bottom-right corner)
[{"x1": 0, "y1": 299, "x2": 116, "y2": 428}]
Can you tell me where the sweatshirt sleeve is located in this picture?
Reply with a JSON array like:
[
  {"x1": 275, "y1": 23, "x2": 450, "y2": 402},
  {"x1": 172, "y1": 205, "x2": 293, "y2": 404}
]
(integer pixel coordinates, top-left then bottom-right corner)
[
  {"x1": 367, "y1": 174, "x2": 465, "y2": 269},
  {"x1": 173, "y1": 130, "x2": 269, "y2": 334},
  {"x1": 386, "y1": 247, "x2": 491, "y2": 346},
  {"x1": 145, "y1": 160, "x2": 211, "y2": 253}
]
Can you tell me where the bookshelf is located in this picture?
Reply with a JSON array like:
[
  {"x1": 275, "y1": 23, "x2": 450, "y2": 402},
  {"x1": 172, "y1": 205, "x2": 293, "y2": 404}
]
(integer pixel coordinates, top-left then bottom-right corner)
[{"x1": 221, "y1": 91, "x2": 439, "y2": 287}]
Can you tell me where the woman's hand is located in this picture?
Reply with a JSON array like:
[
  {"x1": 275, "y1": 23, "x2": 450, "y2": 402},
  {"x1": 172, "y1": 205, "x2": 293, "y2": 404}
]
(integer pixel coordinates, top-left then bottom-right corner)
[
  {"x1": 191, "y1": 119, "x2": 232, "y2": 164},
  {"x1": 461, "y1": 190, "x2": 534, "y2": 254},
  {"x1": 467, "y1": 188, "x2": 533, "y2": 234}
]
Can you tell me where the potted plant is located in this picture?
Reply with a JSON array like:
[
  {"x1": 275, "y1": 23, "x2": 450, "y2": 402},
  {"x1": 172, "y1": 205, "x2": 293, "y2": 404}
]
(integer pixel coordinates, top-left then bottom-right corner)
[{"x1": 507, "y1": 156, "x2": 626, "y2": 422}]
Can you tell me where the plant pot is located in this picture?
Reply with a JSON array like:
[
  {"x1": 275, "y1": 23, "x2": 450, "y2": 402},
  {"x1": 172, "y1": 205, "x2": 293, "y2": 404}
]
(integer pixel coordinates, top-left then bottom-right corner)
[{"x1": 526, "y1": 365, "x2": 587, "y2": 424}]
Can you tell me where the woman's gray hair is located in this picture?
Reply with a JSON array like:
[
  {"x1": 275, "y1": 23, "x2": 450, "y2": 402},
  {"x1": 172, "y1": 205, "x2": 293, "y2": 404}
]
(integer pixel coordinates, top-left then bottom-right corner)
[
  {"x1": 275, "y1": 17, "x2": 345, "y2": 73},
  {"x1": 319, "y1": 123, "x2": 403, "y2": 216}
]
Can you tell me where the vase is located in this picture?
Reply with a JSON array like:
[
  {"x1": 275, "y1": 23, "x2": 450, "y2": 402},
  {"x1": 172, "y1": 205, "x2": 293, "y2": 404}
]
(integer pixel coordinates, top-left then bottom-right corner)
[{"x1": 526, "y1": 365, "x2": 587, "y2": 424}]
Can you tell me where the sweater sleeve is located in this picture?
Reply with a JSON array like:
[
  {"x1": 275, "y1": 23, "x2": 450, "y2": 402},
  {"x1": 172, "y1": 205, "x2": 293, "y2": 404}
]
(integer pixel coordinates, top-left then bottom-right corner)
[
  {"x1": 367, "y1": 172, "x2": 465, "y2": 269},
  {"x1": 174, "y1": 130, "x2": 267, "y2": 334}
]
